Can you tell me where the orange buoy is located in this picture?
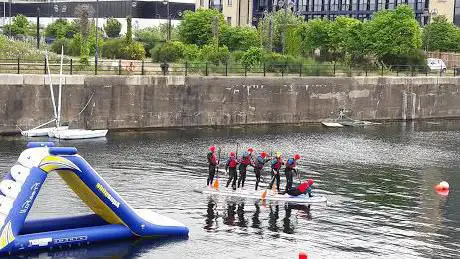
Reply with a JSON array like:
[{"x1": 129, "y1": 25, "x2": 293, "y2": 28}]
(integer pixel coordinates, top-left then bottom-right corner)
[
  {"x1": 299, "y1": 251, "x2": 308, "y2": 259},
  {"x1": 435, "y1": 181, "x2": 449, "y2": 191}
]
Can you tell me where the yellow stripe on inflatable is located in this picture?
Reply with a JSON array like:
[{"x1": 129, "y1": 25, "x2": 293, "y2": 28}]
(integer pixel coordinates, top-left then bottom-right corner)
[
  {"x1": 0, "y1": 221, "x2": 14, "y2": 250},
  {"x1": 39, "y1": 156, "x2": 80, "y2": 173},
  {"x1": 57, "y1": 170, "x2": 125, "y2": 226}
]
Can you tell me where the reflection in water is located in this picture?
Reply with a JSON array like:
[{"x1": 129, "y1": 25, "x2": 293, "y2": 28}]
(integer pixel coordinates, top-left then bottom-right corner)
[
  {"x1": 5, "y1": 237, "x2": 188, "y2": 259},
  {"x1": 223, "y1": 202, "x2": 237, "y2": 226},
  {"x1": 204, "y1": 198, "x2": 218, "y2": 231},
  {"x1": 237, "y1": 203, "x2": 248, "y2": 228},
  {"x1": 252, "y1": 202, "x2": 261, "y2": 229}
]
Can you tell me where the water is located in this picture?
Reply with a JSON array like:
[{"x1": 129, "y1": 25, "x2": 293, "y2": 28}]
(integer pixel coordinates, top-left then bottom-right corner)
[{"x1": 0, "y1": 122, "x2": 459, "y2": 259}]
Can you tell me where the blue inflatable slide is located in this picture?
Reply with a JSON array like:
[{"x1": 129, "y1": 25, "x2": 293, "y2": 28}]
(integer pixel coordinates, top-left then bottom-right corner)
[{"x1": 0, "y1": 142, "x2": 188, "y2": 255}]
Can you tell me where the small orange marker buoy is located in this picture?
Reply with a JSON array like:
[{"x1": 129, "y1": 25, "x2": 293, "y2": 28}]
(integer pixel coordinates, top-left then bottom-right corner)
[
  {"x1": 435, "y1": 181, "x2": 449, "y2": 191},
  {"x1": 299, "y1": 251, "x2": 308, "y2": 259},
  {"x1": 435, "y1": 181, "x2": 450, "y2": 196}
]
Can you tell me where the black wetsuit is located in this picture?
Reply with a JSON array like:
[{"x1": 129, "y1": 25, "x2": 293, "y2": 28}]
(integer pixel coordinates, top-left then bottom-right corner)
[
  {"x1": 225, "y1": 157, "x2": 238, "y2": 190},
  {"x1": 237, "y1": 156, "x2": 252, "y2": 188},
  {"x1": 284, "y1": 158, "x2": 297, "y2": 192},
  {"x1": 207, "y1": 151, "x2": 217, "y2": 186},
  {"x1": 269, "y1": 158, "x2": 283, "y2": 192},
  {"x1": 254, "y1": 156, "x2": 269, "y2": 190}
]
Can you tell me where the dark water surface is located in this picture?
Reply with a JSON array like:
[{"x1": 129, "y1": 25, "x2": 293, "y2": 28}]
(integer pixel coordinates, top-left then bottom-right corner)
[{"x1": 0, "y1": 121, "x2": 459, "y2": 259}]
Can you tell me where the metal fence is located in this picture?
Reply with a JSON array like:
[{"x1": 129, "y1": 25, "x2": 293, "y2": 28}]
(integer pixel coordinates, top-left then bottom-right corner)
[{"x1": 0, "y1": 58, "x2": 458, "y2": 77}]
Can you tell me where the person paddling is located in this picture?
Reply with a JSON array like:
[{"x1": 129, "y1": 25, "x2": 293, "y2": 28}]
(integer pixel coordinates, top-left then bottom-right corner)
[
  {"x1": 284, "y1": 154, "x2": 300, "y2": 192},
  {"x1": 206, "y1": 145, "x2": 218, "y2": 187},
  {"x1": 284, "y1": 179, "x2": 314, "y2": 197},
  {"x1": 254, "y1": 151, "x2": 270, "y2": 190},
  {"x1": 269, "y1": 152, "x2": 283, "y2": 193},
  {"x1": 237, "y1": 150, "x2": 253, "y2": 189},
  {"x1": 225, "y1": 152, "x2": 239, "y2": 190}
]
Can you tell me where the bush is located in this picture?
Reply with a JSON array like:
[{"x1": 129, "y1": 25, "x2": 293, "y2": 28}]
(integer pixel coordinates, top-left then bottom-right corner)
[
  {"x1": 150, "y1": 41, "x2": 185, "y2": 62},
  {"x1": 51, "y1": 38, "x2": 72, "y2": 55},
  {"x1": 4, "y1": 14, "x2": 33, "y2": 36},
  {"x1": 135, "y1": 27, "x2": 162, "y2": 57},
  {"x1": 241, "y1": 47, "x2": 264, "y2": 69},
  {"x1": 229, "y1": 50, "x2": 245, "y2": 63},
  {"x1": 121, "y1": 42, "x2": 145, "y2": 60},
  {"x1": 200, "y1": 43, "x2": 229, "y2": 65},
  {"x1": 104, "y1": 17, "x2": 122, "y2": 38},
  {"x1": 220, "y1": 26, "x2": 261, "y2": 51},
  {"x1": 183, "y1": 44, "x2": 200, "y2": 61},
  {"x1": 45, "y1": 19, "x2": 76, "y2": 39},
  {"x1": 102, "y1": 38, "x2": 124, "y2": 59}
]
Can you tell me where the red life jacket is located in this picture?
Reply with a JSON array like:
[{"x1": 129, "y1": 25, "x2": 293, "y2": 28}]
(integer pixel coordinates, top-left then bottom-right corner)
[
  {"x1": 273, "y1": 158, "x2": 283, "y2": 170},
  {"x1": 228, "y1": 157, "x2": 237, "y2": 168},
  {"x1": 240, "y1": 156, "x2": 251, "y2": 166},
  {"x1": 298, "y1": 181, "x2": 311, "y2": 193},
  {"x1": 210, "y1": 153, "x2": 217, "y2": 165}
]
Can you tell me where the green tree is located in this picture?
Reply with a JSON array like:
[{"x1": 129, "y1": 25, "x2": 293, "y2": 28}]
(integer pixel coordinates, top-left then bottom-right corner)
[
  {"x1": 178, "y1": 9, "x2": 227, "y2": 46},
  {"x1": 423, "y1": 16, "x2": 460, "y2": 52},
  {"x1": 300, "y1": 19, "x2": 331, "y2": 57},
  {"x1": 4, "y1": 14, "x2": 31, "y2": 36},
  {"x1": 327, "y1": 16, "x2": 365, "y2": 63},
  {"x1": 364, "y1": 5, "x2": 422, "y2": 65},
  {"x1": 126, "y1": 16, "x2": 133, "y2": 44},
  {"x1": 45, "y1": 19, "x2": 75, "y2": 39},
  {"x1": 257, "y1": 9, "x2": 303, "y2": 52},
  {"x1": 150, "y1": 41, "x2": 185, "y2": 62},
  {"x1": 104, "y1": 17, "x2": 122, "y2": 38},
  {"x1": 220, "y1": 26, "x2": 261, "y2": 51}
]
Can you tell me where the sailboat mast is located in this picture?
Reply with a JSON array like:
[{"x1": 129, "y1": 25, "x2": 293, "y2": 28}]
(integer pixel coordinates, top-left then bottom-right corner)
[
  {"x1": 57, "y1": 46, "x2": 64, "y2": 128},
  {"x1": 45, "y1": 52, "x2": 58, "y2": 126}
]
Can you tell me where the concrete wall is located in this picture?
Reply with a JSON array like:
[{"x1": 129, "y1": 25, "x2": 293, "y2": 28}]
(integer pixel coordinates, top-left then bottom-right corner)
[{"x1": 1, "y1": 74, "x2": 460, "y2": 133}]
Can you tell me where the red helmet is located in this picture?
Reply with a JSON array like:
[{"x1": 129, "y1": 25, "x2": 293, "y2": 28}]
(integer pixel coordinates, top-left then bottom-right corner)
[
  {"x1": 209, "y1": 145, "x2": 216, "y2": 152},
  {"x1": 230, "y1": 152, "x2": 236, "y2": 157},
  {"x1": 294, "y1": 154, "x2": 301, "y2": 160},
  {"x1": 248, "y1": 148, "x2": 254, "y2": 153},
  {"x1": 307, "y1": 179, "x2": 314, "y2": 186},
  {"x1": 260, "y1": 152, "x2": 267, "y2": 158}
]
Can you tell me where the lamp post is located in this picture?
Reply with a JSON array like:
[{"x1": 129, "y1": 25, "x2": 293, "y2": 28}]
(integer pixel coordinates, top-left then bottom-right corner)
[
  {"x1": 425, "y1": 8, "x2": 438, "y2": 53},
  {"x1": 163, "y1": 0, "x2": 171, "y2": 41},
  {"x1": 36, "y1": 7, "x2": 40, "y2": 49},
  {"x1": 54, "y1": 4, "x2": 67, "y2": 19},
  {"x1": 95, "y1": 0, "x2": 99, "y2": 74},
  {"x1": 278, "y1": 0, "x2": 293, "y2": 54},
  {"x1": 8, "y1": 0, "x2": 11, "y2": 38}
]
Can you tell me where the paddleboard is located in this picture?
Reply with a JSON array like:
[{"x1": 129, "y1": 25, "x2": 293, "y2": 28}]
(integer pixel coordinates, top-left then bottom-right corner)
[{"x1": 194, "y1": 187, "x2": 327, "y2": 204}]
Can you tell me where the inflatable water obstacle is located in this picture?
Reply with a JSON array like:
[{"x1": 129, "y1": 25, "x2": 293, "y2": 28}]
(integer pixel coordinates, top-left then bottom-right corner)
[{"x1": 0, "y1": 142, "x2": 188, "y2": 255}]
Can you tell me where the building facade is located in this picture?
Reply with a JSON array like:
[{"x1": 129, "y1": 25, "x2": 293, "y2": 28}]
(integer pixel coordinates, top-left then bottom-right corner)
[
  {"x1": 0, "y1": 0, "x2": 195, "y2": 29},
  {"x1": 197, "y1": 0, "x2": 459, "y2": 26}
]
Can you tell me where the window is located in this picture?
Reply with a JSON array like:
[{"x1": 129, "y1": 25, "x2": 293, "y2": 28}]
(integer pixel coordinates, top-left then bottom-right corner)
[
  {"x1": 228, "y1": 0, "x2": 232, "y2": 6},
  {"x1": 227, "y1": 17, "x2": 232, "y2": 24}
]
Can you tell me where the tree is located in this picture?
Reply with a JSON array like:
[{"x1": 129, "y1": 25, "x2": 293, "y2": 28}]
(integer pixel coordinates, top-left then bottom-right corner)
[
  {"x1": 220, "y1": 26, "x2": 261, "y2": 51},
  {"x1": 150, "y1": 41, "x2": 185, "y2": 62},
  {"x1": 364, "y1": 5, "x2": 422, "y2": 66},
  {"x1": 4, "y1": 14, "x2": 31, "y2": 36},
  {"x1": 299, "y1": 19, "x2": 331, "y2": 56},
  {"x1": 74, "y1": 4, "x2": 94, "y2": 65},
  {"x1": 178, "y1": 9, "x2": 227, "y2": 46},
  {"x1": 126, "y1": 16, "x2": 133, "y2": 44},
  {"x1": 45, "y1": 19, "x2": 77, "y2": 39},
  {"x1": 200, "y1": 43, "x2": 230, "y2": 65},
  {"x1": 257, "y1": 9, "x2": 303, "y2": 52},
  {"x1": 104, "y1": 17, "x2": 122, "y2": 38},
  {"x1": 423, "y1": 16, "x2": 460, "y2": 52},
  {"x1": 327, "y1": 16, "x2": 366, "y2": 63}
]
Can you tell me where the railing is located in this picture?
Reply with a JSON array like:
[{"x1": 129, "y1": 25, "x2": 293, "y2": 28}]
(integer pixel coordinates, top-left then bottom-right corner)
[{"x1": 0, "y1": 58, "x2": 457, "y2": 77}]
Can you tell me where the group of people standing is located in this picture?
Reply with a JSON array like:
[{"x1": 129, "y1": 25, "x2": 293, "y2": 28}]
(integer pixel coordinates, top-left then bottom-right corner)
[{"x1": 206, "y1": 145, "x2": 314, "y2": 197}]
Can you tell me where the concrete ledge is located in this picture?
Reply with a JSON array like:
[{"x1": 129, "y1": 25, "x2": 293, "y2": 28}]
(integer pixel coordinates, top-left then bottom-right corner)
[{"x1": 0, "y1": 74, "x2": 23, "y2": 86}]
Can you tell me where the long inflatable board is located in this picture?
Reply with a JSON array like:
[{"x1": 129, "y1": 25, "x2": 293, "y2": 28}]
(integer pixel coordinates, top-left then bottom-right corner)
[{"x1": 194, "y1": 187, "x2": 327, "y2": 204}]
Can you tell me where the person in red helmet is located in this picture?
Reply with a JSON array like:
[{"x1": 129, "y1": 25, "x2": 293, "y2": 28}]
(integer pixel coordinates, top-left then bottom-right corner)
[
  {"x1": 269, "y1": 152, "x2": 284, "y2": 192},
  {"x1": 225, "y1": 151, "x2": 239, "y2": 190},
  {"x1": 237, "y1": 150, "x2": 253, "y2": 189},
  {"x1": 254, "y1": 151, "x2": 270, "y2": 190},
  {"x1": 284, "y1": 179, "x2": 314, "y2": 197},
  {"x1": 284, "y1": 154, "x2": 301, "y2": 192},
  {"x1": 206, "y1": 145, "x2": 218, "y2": 186}
]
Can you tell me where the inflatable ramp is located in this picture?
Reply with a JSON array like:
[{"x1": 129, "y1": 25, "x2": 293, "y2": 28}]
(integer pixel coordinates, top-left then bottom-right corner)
[{"x1": 0, "y1": 142, "x2": 188, "y2": 255}]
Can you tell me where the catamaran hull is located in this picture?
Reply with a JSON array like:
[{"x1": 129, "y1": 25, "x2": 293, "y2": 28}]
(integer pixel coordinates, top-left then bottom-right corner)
[{"x1": 53, "y1": 129, "x2": 108, "y2": 140}]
